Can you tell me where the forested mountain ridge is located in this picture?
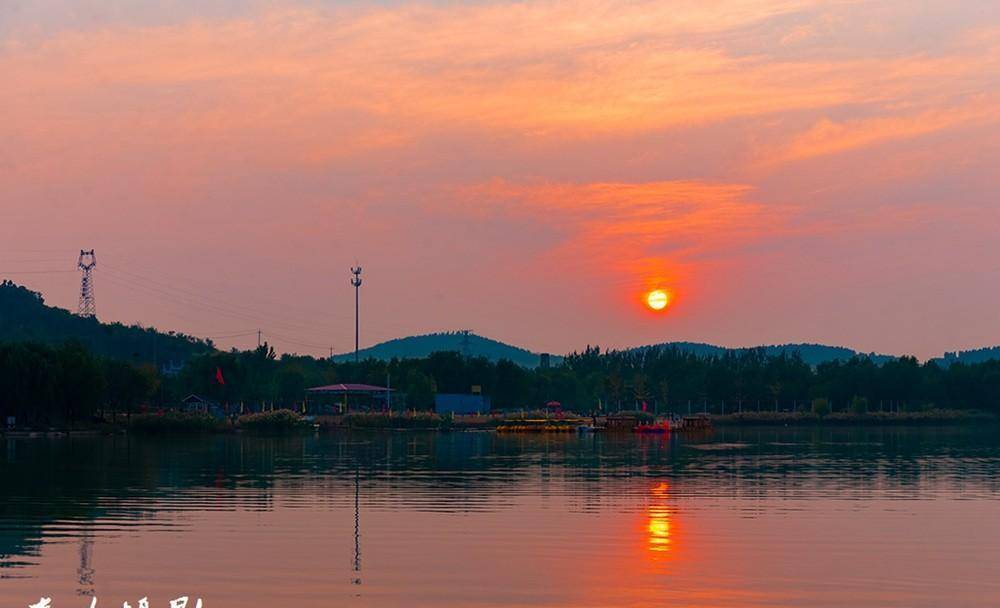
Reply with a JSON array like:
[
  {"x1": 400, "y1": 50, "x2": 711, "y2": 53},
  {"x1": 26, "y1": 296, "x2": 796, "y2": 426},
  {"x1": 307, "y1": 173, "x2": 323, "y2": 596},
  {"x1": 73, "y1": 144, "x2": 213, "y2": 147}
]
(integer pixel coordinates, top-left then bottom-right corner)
[
  {"x1": 332, "y1": 331, "x2": 553, "y2": 367},
  {"x1": 3, "y1": 281, "x2": 1000, "y2": 425},
  {"x1": 628, "y1": 342, "x2": 894, "y2": 366},
  {"x1": 937, "y1": 346, "x2": 1000, "y2": 366},
  {"x1": 0, "y1": 281, "x2": 211, "y2": 365},
  {"x1": 334, "y1": 335, "x2": 893, "y2": 369},
  {"x1": 2, "y1": 280, "x2": 996, "y2": 370}
]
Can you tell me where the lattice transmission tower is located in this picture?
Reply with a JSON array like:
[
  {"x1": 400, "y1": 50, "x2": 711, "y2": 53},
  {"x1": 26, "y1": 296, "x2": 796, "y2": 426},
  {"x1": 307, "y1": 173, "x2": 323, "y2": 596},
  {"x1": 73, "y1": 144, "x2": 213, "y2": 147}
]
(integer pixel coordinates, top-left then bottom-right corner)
[{"x1": 77, "y1": 249, "x2": 97, "y2": 318}]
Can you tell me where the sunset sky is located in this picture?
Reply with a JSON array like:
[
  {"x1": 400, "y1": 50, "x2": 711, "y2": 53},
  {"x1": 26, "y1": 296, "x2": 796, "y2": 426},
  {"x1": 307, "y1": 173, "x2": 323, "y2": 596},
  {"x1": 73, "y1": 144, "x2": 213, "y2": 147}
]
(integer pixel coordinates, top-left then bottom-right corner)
[{"x1": 2, "y1": 0, "x2": 998, "y2": 359}]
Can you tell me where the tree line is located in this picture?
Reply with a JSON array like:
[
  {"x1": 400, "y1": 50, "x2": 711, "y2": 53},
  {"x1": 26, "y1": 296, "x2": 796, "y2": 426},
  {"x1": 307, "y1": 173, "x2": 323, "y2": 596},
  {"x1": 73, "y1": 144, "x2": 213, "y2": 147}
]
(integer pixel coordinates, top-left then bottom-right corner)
[
  {"x1": 3, "y1": 338, "x2": 1000, "y2": 427},
  {"x1": 0, "y1": 341, "x2": 156, "y2": 427}
]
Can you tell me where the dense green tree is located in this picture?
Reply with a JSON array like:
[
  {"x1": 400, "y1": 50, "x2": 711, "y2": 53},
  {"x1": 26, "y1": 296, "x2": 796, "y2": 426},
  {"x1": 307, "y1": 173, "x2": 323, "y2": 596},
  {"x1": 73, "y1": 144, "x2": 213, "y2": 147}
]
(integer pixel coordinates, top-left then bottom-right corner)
[{"x1": 4, "y1": 336, "x2": 1000, "y2": 425}]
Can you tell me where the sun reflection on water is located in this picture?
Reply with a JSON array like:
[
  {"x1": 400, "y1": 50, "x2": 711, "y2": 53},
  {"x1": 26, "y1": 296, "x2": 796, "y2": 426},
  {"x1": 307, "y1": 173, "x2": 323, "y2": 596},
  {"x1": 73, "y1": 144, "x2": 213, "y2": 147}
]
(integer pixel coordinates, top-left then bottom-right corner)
[{"x1": 646, "y1": 482, "x2": 673, "y2": 557}]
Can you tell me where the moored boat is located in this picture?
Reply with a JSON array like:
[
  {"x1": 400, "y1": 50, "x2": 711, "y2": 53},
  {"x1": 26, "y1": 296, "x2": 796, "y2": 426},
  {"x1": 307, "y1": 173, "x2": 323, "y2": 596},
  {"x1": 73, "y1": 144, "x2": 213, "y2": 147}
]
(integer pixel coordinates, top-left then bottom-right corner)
[{"x1": 633, "y1": 420, "x2": 671, "y2": 433}]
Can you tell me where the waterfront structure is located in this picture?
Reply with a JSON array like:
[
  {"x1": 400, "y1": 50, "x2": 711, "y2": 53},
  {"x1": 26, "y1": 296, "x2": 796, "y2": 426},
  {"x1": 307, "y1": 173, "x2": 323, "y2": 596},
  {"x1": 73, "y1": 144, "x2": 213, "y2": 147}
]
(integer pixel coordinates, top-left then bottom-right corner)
[
  {"x1": 306, "y1": 383, "x2": 394, "y2": 414},
  {"x1": 434, "y1": 393, "x2": 491, "y2": 415}
]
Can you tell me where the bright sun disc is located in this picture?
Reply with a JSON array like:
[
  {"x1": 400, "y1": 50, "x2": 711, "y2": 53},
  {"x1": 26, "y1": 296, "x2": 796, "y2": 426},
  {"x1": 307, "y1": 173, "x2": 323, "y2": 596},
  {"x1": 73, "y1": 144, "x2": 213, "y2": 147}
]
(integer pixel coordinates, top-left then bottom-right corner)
[{"x1": 646, "y1": 290, "x2": 669, "y2": 311}]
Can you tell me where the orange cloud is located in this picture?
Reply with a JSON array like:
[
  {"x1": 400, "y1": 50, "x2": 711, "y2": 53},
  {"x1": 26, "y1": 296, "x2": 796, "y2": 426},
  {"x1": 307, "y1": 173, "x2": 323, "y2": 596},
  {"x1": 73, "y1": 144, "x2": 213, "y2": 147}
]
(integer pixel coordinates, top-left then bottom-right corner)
[
  {"x1": 760, "y1": 99, "x2": 1000, "y2": 166},
  {"x1": 455, "y1": 180, "x2": 792, "y2": 300},
  {"x1": 4, "y1": 0, "x2": 997, "y2": 180}
]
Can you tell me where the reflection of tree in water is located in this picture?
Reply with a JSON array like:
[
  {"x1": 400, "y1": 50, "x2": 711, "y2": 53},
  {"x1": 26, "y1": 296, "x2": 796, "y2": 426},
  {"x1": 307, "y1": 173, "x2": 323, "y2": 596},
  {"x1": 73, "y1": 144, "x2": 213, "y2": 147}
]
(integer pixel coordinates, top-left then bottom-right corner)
[
  {"x1": 76, "y1": 526, "x2": 95, "y2": 597},
  {"x1": 2, "y1": 427, "x2": 1000, "y2": 573}
]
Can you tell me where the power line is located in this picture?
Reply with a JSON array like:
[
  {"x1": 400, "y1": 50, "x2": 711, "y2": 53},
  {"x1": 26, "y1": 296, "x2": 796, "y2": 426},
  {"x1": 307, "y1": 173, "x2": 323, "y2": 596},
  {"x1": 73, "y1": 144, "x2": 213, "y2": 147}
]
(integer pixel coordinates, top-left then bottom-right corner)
[
  {"x1": 0, "y1": 269, "x2": 77, "y2": 275},
  {"x1": 100, "y1": 279, "x2": 334, "y2": 351},
  {"x1": 265, "y1": 331, "x2": 334, "y2": 351},
  {"x1": 102, "y1": 265, "x2": 324, "y2": 330},
  {"x1": 102, "y1": 259, "x2": 414, "y2": 332},
  {"x1": 99, "y1": 273, "x2": 342, "y2": 355},
  {"x1": 203, "y1": 330, "x2": 260, "y2": 340},
  {"x1": 1, "y1": 257, "x2": 72, "y2": 263},
  {"x1": 100, "y1": 262, "x2": 406, "y2": 342},
  {"x1": 99, "y1": 271, "x2": 327, "y2": 335}
]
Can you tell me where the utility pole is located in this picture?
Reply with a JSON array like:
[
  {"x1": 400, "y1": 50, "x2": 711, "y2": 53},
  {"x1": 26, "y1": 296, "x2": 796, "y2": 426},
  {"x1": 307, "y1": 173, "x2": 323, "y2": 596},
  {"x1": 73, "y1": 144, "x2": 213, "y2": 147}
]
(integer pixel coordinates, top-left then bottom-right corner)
[
  {"x1": 76, "y1": 249, "x2": 97, "y2": 318},
  {"x1": 460, "y1": 329, "x2": 471, "y2": 358},
  {"x1": 257, "y1": 329, "x2": 262, "y2": 348},
  {"x1": 351, "y1": 266, "x2": 363, "y2": 363}
]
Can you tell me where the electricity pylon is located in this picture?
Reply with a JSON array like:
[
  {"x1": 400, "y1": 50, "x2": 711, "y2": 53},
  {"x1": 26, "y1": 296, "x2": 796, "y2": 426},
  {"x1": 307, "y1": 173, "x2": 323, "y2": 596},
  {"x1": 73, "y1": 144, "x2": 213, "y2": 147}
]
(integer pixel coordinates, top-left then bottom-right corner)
[{"x1": 77, "y1": 249, "x2": 97, "y2": 318}]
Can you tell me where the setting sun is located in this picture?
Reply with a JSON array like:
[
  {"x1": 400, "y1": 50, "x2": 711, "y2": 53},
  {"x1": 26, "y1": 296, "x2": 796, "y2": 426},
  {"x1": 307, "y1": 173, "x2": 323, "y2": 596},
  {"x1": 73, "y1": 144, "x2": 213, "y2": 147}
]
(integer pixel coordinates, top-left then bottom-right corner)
[{"x1": 646, "y1": 290, "x2": 669, "y2": 311}]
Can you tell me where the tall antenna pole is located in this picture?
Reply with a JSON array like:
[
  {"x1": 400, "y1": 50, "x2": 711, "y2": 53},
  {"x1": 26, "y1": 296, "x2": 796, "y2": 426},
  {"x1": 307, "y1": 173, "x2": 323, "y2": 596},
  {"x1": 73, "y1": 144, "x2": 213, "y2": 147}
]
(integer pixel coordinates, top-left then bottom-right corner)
[
  {"x1": 351, "y1": 266, "x2": 363, "y2": 363},
  {"x1": 76, "y1": 249, "x2": 97, "y2": 318},
  {"x1": 460, "y1": 329, "x2": 471, "y2": 358}
]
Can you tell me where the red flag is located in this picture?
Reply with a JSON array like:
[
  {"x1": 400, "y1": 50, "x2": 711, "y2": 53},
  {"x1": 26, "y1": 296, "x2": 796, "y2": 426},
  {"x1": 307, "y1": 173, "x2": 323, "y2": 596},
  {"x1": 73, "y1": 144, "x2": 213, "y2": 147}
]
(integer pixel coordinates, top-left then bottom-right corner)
[
  {"x1": 215, "y1": 367, "x2": 226, "y2": 385},
  {"x1": 642, "y1": 401, "x2": 648, "y2": 412}
]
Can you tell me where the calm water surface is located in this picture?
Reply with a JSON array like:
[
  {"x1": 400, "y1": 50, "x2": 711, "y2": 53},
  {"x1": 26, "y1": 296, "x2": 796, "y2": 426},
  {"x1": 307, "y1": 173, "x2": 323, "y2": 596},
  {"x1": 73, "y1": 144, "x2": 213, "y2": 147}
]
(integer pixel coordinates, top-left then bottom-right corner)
[{"x1": 2, "y1": 427, "x2": 1000, "y2": 607}]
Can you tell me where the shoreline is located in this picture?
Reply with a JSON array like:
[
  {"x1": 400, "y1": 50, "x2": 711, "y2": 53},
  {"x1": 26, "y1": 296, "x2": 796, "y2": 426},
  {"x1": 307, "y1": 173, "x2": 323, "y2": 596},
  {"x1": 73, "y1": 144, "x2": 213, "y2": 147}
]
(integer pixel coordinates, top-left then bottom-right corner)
[
  {"x1": 710, "y1": 409, "x2": 997, "y2": 426},
  {"x1": 2, "y1": 409, "x2": 996, "y2": 437}
]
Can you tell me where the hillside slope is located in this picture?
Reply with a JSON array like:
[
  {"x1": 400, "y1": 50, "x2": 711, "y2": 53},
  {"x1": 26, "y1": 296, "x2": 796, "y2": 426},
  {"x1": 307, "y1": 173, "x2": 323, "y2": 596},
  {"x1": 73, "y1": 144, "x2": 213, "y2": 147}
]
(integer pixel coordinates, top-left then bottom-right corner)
[
  {"x1": 629, "y1": 341, "x2": 895, "y2": 366},
  {"x1": 0, "y1": 280, "x2": 212, "y2": 365},
  {"x1": 935, "y1": 346, "x2": 1000, "y2": 366},
  {"x1": 333, "y1": 331, "x2": 551, "y2": 367}
]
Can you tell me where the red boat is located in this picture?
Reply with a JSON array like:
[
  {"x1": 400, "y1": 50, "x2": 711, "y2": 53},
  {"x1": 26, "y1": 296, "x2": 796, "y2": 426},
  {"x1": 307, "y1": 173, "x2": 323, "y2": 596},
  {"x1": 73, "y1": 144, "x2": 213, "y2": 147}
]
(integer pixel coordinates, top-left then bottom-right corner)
[{"x1": 633, "y1": 421, "x2": 671, "y2": 433}]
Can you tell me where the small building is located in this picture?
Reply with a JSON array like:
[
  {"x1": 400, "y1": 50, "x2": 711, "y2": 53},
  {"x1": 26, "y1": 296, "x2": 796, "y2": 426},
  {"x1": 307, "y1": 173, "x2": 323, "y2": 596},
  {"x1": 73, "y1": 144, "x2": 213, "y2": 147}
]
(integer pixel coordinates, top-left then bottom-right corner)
[
  {"x1": 435, "y1": 394, "x2": 491, "y2": 415},
  {"x1": 305, "y1": 383, "x2": 395, "y2": 414},
  {"x1": 180, "y1": 394, "x2": 227, "y2": 418},
  {"x1": 603, "y1": 414, "x2": 641, "y2": 431}
]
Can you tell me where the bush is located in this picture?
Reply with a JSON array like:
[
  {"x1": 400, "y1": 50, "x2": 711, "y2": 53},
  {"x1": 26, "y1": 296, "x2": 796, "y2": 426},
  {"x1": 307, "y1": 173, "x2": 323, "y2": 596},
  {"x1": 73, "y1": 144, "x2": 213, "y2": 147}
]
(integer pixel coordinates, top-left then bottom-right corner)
[
  {"x1": 342, "y1": 412, "x2": 451, "y2": 430},
  {"x1": 714, "y1": 411, "x2": 819, "y2": 425},
  {"x1": 850, "y1": 396, "x2": 869, "y2": 414},
  {"x1": 130, "y1": 412, "x2": 224, "y2": 434},
  {"x1": 238, "y1": 410, "x2": 311, "y2": 433},
  {"x1": 616, "y1": 410, "x2": 656, "y2": 423},
  {"x1": 811, "y1": 398, "x2": 831, "y2": 417},
  {"x1": 713, "y1": 408, "x2": 996, "y2": 426}
]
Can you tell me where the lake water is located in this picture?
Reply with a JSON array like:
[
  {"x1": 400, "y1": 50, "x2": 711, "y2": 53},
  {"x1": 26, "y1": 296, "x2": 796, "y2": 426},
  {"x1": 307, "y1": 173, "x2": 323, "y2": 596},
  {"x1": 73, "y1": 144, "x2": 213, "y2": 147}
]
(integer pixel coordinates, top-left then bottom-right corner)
[{"x1": 2, "y1": 427, "x2": 1000, "y2": 607}]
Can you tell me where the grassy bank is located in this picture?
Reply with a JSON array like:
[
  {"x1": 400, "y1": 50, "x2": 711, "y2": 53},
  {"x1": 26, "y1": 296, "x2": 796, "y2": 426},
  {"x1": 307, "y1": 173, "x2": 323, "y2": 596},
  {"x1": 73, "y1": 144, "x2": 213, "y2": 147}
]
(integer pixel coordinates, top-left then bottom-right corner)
[
  {"x1": 712, "y1": 409, "x2": 997, "y2": 426},
  {"x1": 129, "y1": 412, "x2": 226, "y2": 434},
  {"x1": 238, "y1": 410, "x2": 312, "y2": 433},
  {"x1": 342, "y1": 412, "x2": 452, "y2": 430}
]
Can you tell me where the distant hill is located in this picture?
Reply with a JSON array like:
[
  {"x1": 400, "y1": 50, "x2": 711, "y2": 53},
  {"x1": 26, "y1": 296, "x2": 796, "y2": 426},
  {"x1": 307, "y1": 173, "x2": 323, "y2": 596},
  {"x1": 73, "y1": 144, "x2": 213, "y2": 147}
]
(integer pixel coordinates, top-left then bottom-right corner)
[
  {"x1": 333, "y1": 331, "x2": 553, "y2": 367},
  {"x1": 629, "y1": 341, "x2": 895, "y2": 366},
  {"x1": 935, "y1": 346, "x2": 1000, "y2": 367},
  {"x1": 335, "y1": 334, "x2": 898, "y2": 368},
  {"x1": 5, "y1": 280, "x2": 995, "y2": 369},
  {"x1": 0, "y1": 280, "x2": 212, "y2": 366}
]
